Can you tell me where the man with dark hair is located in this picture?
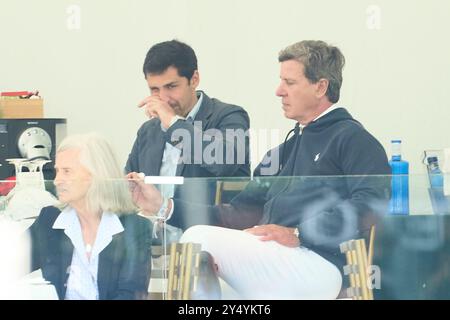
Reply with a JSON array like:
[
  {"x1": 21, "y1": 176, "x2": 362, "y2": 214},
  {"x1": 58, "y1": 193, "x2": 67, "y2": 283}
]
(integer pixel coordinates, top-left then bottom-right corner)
[
  {"x1": 130, "y1": 40, "x2": 390, "y2": 299},
  {"x1": 126, "y1": 40, "x2": 250, "y2": 209},
  {"x1": 143, "y1": 40, "x2": 198, "y2": 82}
]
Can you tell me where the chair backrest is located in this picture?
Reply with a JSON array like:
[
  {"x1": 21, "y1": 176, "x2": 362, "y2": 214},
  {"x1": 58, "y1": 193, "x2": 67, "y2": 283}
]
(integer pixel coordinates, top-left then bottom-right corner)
[
  {"x1": 215, "y1": 180, "x2": 249, "y2": 205},
  {"x1": 167, "y1": 242, "x2": 202, "y2": 300},
  {"x1": 339, "y1": 225, "x2": 376, "y2": 300}
]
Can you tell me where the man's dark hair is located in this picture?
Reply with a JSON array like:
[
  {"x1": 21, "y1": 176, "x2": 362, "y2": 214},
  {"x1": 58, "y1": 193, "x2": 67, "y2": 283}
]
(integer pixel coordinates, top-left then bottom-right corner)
[{"x1": 143, "y1": 39, "x2": 198, "y2": 80}]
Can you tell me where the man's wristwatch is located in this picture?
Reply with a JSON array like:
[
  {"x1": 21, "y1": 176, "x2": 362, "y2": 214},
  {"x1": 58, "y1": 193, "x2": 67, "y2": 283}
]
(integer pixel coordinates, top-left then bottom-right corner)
[{"x1": 293, "y1": 227, "x2": 300, "y2": 238}]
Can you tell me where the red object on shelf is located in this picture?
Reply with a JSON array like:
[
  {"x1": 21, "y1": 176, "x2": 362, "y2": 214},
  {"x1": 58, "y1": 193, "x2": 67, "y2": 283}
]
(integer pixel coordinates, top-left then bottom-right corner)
[
  {"x1": 0, "y1": 176, "x2": 16, "y2": 195},
  {"x1": 1, "y1": 91, "x2": 40, "y2": 98},
  {"x1": 1, "y1": 91, "x2": 30, "y2": 97}
]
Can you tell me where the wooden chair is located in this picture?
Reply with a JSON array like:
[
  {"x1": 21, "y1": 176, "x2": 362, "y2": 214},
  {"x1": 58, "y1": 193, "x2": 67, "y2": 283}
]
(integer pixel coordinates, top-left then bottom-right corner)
[
  {"x1": 339, "y1": 226, "x2": 376, "y2": 300},
  {"x1": 149, "y1": 242, "x2": 202, "y2": 300},
  {"x1": 215, "y1": 180, "x2": 249, "y2": 205},
  {"x1": 167, "y1": 242, "x2": 202, "y2": 300},
  {"x1": 151, "y1": 180, "x2": 249, "y2": 300}
]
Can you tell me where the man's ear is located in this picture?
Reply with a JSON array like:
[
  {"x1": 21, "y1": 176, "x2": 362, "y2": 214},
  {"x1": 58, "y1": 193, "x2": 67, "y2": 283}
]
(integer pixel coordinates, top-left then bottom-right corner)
[
  {"x1": 316, "y1": 78, "x2": 329, "y2": 99},
  {"x1": 189, "y1": 70, "x2": 200, "y2": 89}
]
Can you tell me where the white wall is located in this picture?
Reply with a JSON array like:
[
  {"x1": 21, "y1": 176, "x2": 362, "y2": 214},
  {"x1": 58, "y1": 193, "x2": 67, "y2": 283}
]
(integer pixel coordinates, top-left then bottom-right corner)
[{"x1": 1, "y1": 0, "x2": 449, "y2": 173}]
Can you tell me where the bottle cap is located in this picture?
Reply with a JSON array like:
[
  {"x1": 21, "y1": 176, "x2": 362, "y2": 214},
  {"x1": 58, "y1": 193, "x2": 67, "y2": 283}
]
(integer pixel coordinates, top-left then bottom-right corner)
[{"x1": 391, "y1": 139, "x2": 402, "y2": 160}]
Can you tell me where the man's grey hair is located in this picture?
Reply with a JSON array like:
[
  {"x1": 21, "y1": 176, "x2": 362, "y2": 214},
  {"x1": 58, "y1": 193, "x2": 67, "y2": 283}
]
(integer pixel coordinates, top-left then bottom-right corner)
[
  {"x1": 278, "y1": 40, "x2": 345, "y2": 103},
  {"x1": 56, "y1": 133, "x2": 137, "y2": 215}
]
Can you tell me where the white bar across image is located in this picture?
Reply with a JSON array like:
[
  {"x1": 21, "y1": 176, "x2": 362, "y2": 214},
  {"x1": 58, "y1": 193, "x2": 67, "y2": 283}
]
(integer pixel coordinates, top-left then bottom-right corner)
[{"x1": 144, "y1": 176, "x2": 184, "y2": 185}]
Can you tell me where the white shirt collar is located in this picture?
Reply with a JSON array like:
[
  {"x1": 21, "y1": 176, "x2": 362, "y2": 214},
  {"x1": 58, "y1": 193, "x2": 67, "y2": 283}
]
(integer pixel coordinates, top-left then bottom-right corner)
[
  {"x1": 52, "y1": 206, "x2": 78, "y2": 230},
  {"x1": 313, "y1": 104, "x2": 341, "y2": 122},
  {"x1": 53, "y1": 207, "x2": 124, "y2": 258},
  {"x1": 186, "y1": 91, "x2": 203, "y2": 121},
  {"x1": 298, "y1": 104, "x2": 341, "y2": 130}
]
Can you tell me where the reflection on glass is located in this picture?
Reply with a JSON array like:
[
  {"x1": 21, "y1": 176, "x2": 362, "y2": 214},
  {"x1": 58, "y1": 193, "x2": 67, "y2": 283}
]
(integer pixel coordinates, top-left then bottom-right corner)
[{"x1": 1, "y1": 174, "x2": 450, "y2": 299}]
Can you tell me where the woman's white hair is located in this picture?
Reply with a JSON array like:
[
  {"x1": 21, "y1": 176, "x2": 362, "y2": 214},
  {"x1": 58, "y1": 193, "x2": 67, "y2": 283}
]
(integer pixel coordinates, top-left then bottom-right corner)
[{"x1": 56, "y1": 132, "x2": 136, "y2": 215}]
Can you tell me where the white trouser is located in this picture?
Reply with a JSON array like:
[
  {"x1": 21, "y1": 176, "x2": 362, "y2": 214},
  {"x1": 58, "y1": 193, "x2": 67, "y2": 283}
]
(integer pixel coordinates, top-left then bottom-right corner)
[{"x1": 180, "y1": 225, "x2": 342, "y2": 300}]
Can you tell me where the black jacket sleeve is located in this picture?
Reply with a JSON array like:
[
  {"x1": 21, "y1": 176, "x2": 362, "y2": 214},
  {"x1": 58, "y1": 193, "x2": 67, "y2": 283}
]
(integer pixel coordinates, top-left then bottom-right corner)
[{"x1": 112, "y1": 215, "x2": 153, "y2": 300}]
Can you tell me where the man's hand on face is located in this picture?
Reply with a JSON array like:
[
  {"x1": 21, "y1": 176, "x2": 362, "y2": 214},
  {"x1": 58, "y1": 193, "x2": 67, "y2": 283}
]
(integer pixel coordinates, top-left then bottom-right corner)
[
  {"x1": 126, "y1": 172, "x2": 164, "y2": 216},
  {"x1": 244, "y1": 224, "x2": 300, "y2": 248},
  {"x1": 138, "y1": 95, "x2": 177, "y2": 129}
]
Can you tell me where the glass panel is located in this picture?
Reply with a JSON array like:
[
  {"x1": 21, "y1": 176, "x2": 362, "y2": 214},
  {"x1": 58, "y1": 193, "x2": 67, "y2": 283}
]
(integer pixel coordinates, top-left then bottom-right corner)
[{"x1": 1, "y1": 174, "x2": 450, "y2": 299}]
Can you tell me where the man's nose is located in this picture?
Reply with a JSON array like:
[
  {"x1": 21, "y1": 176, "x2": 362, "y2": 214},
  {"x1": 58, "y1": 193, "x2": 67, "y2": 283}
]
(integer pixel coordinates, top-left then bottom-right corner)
[
  {"x1": 158, "y1": 89, "x2": 170, "y2": 103},
  {"x1": 276, "y1": 84, "x2": 285, "y2": 97}
]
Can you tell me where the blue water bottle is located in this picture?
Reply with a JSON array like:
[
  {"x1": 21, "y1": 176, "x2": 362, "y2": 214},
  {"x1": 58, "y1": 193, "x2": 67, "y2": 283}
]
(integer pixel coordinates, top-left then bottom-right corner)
[
  {"x1": 389, "y1": 140, "x2": 409, "y2": 215},
  {"x1": 427, "y1": 156, "x2": 449, "y2": 214},
  {"x1": 427, "y1": 157, "x2": 443, "y2": 187}
]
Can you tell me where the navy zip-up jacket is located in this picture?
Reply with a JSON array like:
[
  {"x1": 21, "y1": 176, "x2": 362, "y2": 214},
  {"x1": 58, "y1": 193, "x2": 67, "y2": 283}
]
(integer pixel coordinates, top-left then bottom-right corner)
[{"x1": 171, "y1": 108, "x2": 391, "y2": 271}]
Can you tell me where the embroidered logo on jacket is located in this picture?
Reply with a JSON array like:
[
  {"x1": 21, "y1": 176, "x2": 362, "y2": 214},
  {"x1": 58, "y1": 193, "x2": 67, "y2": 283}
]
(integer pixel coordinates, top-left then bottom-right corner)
[{"x1": 314, "y1": 153, "x2": 321, "y2": 162}]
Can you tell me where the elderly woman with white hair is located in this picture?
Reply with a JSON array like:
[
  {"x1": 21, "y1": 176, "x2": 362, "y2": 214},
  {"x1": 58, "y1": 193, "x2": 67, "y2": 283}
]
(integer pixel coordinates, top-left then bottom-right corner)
[{"x1": 29, "y1": 133, "x2": 152, "y2": 300}]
